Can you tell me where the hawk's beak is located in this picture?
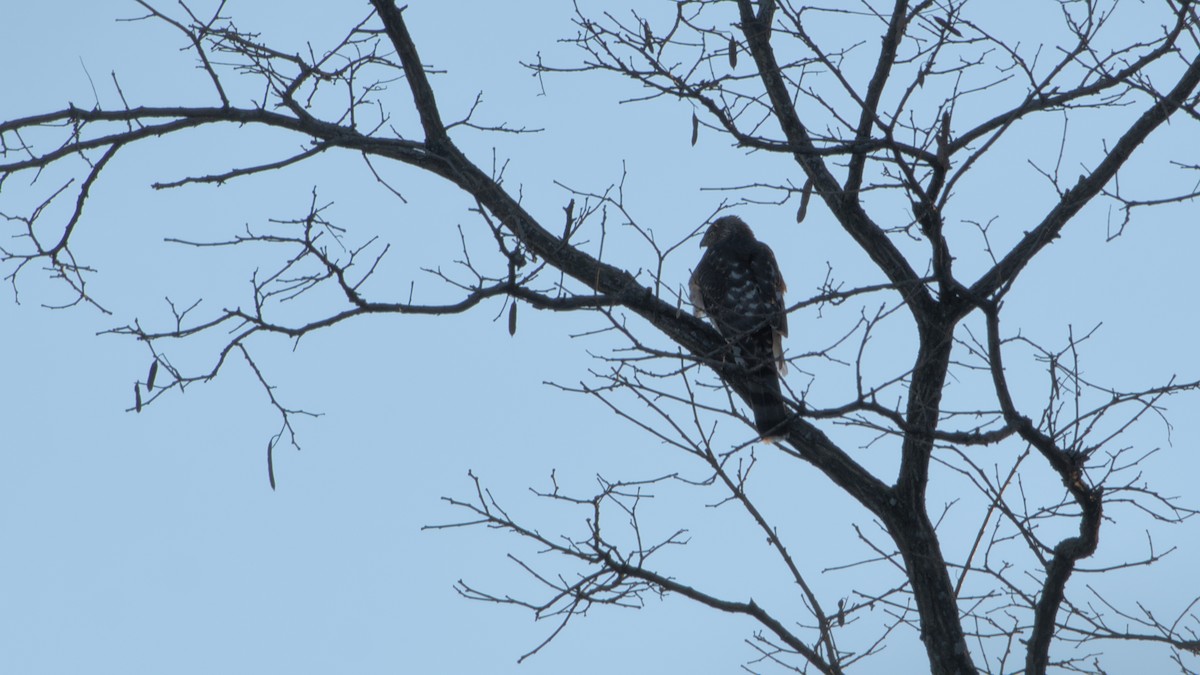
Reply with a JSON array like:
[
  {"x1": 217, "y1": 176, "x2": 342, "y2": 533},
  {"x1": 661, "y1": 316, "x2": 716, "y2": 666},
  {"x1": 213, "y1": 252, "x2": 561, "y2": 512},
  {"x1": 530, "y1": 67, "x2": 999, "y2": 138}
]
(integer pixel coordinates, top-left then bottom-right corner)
[{"x1": 699, "y1": 227, "x2": 714, "y2": 247}]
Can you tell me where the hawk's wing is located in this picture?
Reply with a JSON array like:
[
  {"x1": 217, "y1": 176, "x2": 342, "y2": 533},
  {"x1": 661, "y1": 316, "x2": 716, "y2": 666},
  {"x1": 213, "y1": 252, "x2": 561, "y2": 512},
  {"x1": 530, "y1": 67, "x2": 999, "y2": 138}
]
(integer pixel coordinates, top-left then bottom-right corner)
[
  {"x1": 749, "y1": 240, "x2": 788, "y2": 375},
  {"x1": 689, "y1": 266, "x2": 708, "y2": 317},
  {"x1": 690, "y1": 238, "x2": 788, "y2": 375}
]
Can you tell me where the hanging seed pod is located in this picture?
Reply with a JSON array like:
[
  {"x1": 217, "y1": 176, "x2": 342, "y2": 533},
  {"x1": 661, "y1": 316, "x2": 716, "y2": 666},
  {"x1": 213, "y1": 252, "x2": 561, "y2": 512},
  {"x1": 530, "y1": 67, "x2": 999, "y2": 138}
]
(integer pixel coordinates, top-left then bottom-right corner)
[
  {"x1": 508, "y1": 301, "x2": 518, "y2": 336},
  {"x1": 146, "y1": 359, "x2": 159, "y2": 391},
  {"x1": 728, "y1": 37, "x2": 738, "y2": 68},
  {"x1": 643, "y1": 20, "x2": 653, "y2": 49},
  {"x1": 797, "y1": 178, "x2": 814, "y2": 223},
  {"x1": 134, "y1": 383, "x2": 142, "y2": 413},
  {"x1": 691, "y1": 112, "x2": 699, "y2": 146},
  {"x1": 267, "y1": 440, "x2": 276, "y2": 490}
]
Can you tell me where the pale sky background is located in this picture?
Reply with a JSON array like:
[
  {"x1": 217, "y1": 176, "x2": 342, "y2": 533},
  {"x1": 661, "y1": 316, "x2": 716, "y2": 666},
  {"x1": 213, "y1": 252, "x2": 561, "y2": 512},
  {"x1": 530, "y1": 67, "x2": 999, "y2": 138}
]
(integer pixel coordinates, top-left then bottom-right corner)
[{"x1": 2, "y1": 2, "x2": 1199, "y2": 674}]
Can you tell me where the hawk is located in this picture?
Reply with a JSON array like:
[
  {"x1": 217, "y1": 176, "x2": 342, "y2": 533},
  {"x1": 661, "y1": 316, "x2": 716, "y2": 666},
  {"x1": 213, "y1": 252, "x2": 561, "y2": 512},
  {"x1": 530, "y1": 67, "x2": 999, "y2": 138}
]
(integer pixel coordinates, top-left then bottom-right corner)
[{"x1": 689, "y1": 216, "x2": 789, "y2": 438}]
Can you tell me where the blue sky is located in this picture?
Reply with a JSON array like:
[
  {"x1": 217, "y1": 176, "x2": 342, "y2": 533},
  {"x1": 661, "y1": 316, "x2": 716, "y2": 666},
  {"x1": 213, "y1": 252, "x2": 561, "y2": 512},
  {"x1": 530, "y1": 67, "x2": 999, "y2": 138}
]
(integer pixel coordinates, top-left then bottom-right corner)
[{"x1": 2, "y1": 2, "x2": 1199, "y2": 674}]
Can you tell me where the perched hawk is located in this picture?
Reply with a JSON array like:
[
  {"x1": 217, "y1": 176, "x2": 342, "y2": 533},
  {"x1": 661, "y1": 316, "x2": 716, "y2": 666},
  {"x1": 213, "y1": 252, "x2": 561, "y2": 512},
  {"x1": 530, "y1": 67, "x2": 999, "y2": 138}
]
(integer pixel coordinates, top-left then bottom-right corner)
[{"x1": 689, "y1": 216, "x2": 789, "y2": 438}]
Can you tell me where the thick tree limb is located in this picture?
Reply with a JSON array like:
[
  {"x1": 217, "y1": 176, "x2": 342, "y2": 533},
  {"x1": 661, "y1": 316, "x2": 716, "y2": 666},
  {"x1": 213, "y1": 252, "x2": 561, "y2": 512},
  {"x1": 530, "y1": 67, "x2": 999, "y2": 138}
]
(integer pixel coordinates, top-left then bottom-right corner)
[{"x1": 968, "y1": 51, "x2": 1200, "y2": 306}]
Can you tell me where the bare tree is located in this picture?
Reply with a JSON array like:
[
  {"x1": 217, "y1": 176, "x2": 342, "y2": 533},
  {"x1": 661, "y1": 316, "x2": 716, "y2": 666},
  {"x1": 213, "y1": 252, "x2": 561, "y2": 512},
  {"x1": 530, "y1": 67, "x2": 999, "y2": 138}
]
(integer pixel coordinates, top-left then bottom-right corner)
[{"x1": 3, "y1": 1, "x2": 1200, "y2": 673}]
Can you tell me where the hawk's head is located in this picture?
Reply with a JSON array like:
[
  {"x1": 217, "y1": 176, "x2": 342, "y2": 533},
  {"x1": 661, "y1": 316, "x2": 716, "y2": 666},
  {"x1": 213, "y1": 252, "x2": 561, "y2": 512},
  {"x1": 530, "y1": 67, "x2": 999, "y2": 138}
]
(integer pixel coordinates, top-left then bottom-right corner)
[{"x1": 700, "y1": 215, "x2": 754, "y2": 248}]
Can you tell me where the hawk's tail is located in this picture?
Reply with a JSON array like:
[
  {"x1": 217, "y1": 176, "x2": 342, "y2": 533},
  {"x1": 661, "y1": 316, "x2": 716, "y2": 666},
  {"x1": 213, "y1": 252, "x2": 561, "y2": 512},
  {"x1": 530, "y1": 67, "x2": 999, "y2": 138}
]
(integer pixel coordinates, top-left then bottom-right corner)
[{"x1": 746, "y1": 371, "x2": 789, "y2": 440}]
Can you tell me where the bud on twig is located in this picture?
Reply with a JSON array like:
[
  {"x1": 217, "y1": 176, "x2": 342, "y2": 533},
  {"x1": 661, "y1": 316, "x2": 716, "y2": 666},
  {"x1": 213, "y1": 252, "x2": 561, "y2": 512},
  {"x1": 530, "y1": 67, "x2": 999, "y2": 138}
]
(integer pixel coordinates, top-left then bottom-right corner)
[{"x1": 562, "y1": 198, "x2": 575, "y2": 241}]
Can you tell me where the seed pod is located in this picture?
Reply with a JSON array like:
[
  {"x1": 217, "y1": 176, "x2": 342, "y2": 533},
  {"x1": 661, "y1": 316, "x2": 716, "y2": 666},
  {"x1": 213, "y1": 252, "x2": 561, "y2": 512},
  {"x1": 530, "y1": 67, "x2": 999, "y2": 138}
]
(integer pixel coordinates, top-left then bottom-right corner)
[
  {"x1": 691, "y1": 112, "x2": 699, "y2": 146},
  {"x1": 728, "y1": 37, "x2": 738, "y2": 68},
  {"x1": 933, "y1": 16, "x2": 962, "y2": 37},
  {"x1": 508, "y1": 301, "x2": 518, "y2": 336},
  {"x1": 146, "y1": 359, "x2": 159, "y2": 391},
  {"x1": 134, "y1": 383, "x2": 142, "y2": 413},
  {"x1": 643, "y1": 20, "x2": 653, "y2": 49},
  {"x1": 797, "y1": 178, "x2": 814, "y2": 223}
]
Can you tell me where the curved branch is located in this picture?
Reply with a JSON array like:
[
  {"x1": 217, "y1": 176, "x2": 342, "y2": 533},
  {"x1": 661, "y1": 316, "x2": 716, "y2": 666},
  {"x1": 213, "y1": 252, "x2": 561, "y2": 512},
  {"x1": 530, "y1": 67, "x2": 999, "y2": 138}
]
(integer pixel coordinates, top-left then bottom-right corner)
[{"x1": 983, "y1": 301, "x2": 1101, "y2": 675}]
